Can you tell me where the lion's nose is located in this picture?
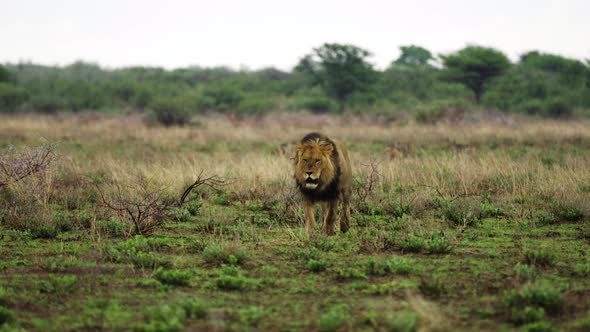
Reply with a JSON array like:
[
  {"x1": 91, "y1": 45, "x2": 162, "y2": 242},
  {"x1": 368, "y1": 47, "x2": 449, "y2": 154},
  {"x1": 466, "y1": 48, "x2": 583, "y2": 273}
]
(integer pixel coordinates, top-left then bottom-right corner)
[{"x1": 306, "y1": 171, "x2": 313, "y2": 176}]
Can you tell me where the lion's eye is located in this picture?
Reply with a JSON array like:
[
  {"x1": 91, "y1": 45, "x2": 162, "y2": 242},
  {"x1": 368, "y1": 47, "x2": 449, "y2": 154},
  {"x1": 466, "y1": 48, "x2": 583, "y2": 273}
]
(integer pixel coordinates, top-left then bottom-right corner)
[
  {"x1": 315, "y1": 159, "x2": 321, "y2": 164},
  {"x1": 302, "y1": 159, "x2": 308, "y2": 162}
]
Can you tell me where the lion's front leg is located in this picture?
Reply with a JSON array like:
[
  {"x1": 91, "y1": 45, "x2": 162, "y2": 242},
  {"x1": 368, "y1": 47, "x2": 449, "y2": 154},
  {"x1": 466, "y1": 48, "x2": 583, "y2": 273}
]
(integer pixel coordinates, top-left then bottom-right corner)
[
  {"x1": 303, "y1": 198, "x2": 316, "y2": 236},
  {"x1": 322, "y1": 200, "x2": 337, "y2": 235}
]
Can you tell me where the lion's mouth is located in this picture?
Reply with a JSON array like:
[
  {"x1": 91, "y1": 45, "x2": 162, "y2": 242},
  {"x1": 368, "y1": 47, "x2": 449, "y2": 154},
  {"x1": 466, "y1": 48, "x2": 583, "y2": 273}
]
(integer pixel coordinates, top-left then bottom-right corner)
[{"x1": 304, "y1": 177, "x2": 319, "y2": 189}]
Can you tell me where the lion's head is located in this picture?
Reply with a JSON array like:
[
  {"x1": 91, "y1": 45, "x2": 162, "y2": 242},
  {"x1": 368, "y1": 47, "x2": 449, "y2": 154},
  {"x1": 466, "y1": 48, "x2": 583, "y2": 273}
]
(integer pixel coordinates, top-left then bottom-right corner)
[{"x1": 295, "y1": 138, "x2": 336, "y2": 192}]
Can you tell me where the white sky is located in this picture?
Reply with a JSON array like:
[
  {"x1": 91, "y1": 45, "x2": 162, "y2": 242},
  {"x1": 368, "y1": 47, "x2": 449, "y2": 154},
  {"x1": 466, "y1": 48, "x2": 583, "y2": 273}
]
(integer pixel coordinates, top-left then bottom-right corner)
[{"x1": 1, "y1": 0, "x2": 589, "y2": 71}]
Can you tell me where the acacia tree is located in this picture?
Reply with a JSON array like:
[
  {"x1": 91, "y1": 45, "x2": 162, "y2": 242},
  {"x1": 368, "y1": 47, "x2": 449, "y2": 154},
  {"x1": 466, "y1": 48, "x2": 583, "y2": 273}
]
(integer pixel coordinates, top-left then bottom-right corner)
[
  {"x1": 441, "y1": 46, "x2": 511, "y2": 103},
  {"x1": 295, "y1": 43, "x2": 377, "y2": 110},
  {"x1": 393, "y1": 45, "x2": 434, "y2": 67}
]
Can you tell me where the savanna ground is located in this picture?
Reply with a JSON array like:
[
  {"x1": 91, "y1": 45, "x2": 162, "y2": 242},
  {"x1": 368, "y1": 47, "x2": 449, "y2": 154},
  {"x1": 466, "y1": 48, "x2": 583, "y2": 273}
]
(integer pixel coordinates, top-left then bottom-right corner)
[{"x1": 0, "y1": 112, "x2": 589, "y2": 331}]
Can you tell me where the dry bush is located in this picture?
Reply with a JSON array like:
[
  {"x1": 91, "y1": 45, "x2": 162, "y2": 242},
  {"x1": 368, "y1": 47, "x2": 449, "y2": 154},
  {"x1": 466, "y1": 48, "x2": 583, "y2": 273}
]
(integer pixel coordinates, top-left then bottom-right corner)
[
  {"x1": 0, "y1": 143, "x2": 59, "y2": 233},
  {"x1": 0, "y1": 143, "x2": 57, "y2": 201},
  {"x1": 93, "y1": 171, "x2": 225, "y2": 237}
]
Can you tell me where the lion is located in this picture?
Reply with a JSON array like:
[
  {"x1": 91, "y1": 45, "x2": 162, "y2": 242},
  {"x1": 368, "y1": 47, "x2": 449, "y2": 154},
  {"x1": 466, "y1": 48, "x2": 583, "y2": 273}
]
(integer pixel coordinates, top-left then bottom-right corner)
[{"x1": 295, "y1": 132, "x2": 352, "y2": 235}]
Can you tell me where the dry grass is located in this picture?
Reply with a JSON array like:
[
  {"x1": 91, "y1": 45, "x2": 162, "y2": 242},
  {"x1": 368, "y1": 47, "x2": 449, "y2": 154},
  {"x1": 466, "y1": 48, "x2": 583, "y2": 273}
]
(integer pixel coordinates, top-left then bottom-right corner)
[{"x1": 1, "y1": 112, "x2": 589, "y2": 217}]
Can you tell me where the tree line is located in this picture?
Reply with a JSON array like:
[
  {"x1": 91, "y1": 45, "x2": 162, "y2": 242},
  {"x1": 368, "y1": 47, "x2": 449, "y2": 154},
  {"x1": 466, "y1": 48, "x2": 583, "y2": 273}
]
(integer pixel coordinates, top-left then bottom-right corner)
[{"x1": 1, "y1": 44, "x2": 589, "y2": 124}]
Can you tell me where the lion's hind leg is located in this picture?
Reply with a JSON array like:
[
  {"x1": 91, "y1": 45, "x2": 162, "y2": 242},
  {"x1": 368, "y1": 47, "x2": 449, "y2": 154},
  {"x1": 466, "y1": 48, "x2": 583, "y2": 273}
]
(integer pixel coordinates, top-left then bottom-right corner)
[{"x1": 340, "y1": 189, "x2": 351, "y2": 233}]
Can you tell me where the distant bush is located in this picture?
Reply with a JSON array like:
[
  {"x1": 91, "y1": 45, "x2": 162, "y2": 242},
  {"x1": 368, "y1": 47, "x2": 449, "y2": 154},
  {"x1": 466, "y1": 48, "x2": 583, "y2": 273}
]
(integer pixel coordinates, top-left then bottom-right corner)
[
  {"x1": 201, "y1": 84, "x2": 243, "y2": 111},
  {"x1": 0, "y1": 83, "x2": 28, "y2": 112},
  {"x1": 27, "y1": 95, "x2": 65, "y2": 114},
  {"x1": 295, "y1": 96, "x2": 337, "y2": 113},
  {"x1": 545, "y1": 98, "x2": 573, "y2": 118},
  {"x1": 149, "y1": 96, "x2": 193, "y2": 126},
  {"x1": 238, "y1": 98, "x2": 277, "y2": 114}
]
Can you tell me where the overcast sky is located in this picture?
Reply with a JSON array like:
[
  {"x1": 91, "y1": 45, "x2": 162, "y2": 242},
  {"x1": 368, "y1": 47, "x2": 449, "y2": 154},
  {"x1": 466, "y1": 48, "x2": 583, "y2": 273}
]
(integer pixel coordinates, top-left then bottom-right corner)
[{"x1": 1, "y1": 0, "x2": 589, "y2": 71}]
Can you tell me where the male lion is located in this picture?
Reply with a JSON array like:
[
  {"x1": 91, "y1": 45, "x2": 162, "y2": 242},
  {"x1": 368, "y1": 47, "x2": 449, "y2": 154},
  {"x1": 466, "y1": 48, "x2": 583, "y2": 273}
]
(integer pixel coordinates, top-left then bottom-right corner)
[{"x1": 295, "y1": 133, "x2": 352, "y2": 235}]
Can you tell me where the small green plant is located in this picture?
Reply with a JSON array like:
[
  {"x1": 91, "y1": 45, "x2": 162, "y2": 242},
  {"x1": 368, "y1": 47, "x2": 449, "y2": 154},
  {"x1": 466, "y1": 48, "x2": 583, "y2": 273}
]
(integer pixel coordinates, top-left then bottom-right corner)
[
  {"x1": 418, "y1": 276, "x2": 447, "y2": 298},
  {"x1": 216, "y1": 275, "x2": 255, "y2": 291},
  {"x1": 203, "y1": 243, "x2": 247, "y2": 266},
  {"x1": 185, "y1": 199, "x2": 202, "y2": 216},
  {"x1": 523, "y1": 248, "x2": 556, "y2": 267},
  {"x1": 213, "y1": 192, "x2": 230, "y2": 206},
  {"x1": 38, "y1": 275, "x2": 79, "y2": 298},
  {"x1": 139, "y1": 299, "x2": 208, "y2": 331},
  {"x1": 438, "y1": 200, "x2": 482, "y2": 227},
  {"x1": 511, "y1": 306, "x2": 545, "y2": 325},
  {"x1": 426, "y1": 233, "x2": 452, "y2": 254},
  {"x1": 514, "y1": 263, "x2": 537, "y2": 283},
  {"x1": 387, "y1": 311, "x2": 419, "y2": 332},
  {"x1": 535, "y1": 210, "x2": 557, "y2": 225},
  {"x1": 41, "y1": 255, "x2": 80, "y2": 272},
  {"x1": 573, "y1": 262, "x2": 590, "y2": 277},
  {"x1": 0, "y1": 305, "x2": 15, "y2": 326},
  {"x1": 399, "y1": 234, "x2": 424, "y2": 253},
  {"x1": 307, "y1": 259, "x2": 328, "y2": 272},
  {"x1": 0, "y1": 286, "x2": 6, "y2": 305},
  {"x1": 318, "y1": 304, "x2": 350, "y2": 332},
  {"x1": 505, "y1": 280, "x2": 563, "y2": 314},
  {"x1": 336, "y1": 268, "x2": 367, "y2": 280},
  {"x1": 363, "y1": 280, "x2": 417, "y2": 296},
  {"x1": 238, "y1": 305, "x2": 266, "y2": 327},
  {"x1": 96, "y1": 217, "x2": 127, "y2": 237},
  {"x1": 365, "y1": 256, "x2": 416, "y2": 276},
  {"x1": 553, "y1": 203, "x2": 583, "y2": 222},
  {"x1": 154, "y1": 267, "x2": 192, "y2": 286},
  {"x1": 167, "y1": 207, "x2": 192, "y2": 222}
]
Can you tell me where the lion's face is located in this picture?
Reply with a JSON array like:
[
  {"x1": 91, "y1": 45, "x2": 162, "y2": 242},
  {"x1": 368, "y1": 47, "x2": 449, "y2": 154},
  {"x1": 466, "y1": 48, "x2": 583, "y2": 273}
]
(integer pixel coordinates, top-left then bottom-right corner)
[{"x1": 295, "y1": 142, "x2": 335, "y2": 191}]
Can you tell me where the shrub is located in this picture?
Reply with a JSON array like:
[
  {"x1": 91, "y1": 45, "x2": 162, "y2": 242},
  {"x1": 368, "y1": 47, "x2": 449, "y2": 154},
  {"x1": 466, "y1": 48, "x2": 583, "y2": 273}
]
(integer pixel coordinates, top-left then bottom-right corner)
[
  {"x1": 154, "y1": 267, "x2": 192, "y2": 286},
  {"x1": 149, "y1": 96, "x2": 192, "y2": 126}
]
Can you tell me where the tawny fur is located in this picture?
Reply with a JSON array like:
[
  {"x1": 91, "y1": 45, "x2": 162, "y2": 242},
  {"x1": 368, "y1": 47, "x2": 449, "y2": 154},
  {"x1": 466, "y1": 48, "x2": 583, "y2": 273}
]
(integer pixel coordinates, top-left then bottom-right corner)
[{"x1": 294, "y1": 133, "x2": 352, "y2": 235}]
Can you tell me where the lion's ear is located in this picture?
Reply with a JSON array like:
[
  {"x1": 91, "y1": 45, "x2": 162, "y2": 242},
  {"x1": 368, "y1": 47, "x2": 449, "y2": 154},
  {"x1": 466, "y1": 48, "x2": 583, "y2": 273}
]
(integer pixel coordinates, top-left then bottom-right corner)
[{"x1": 320, "y1": 143, "x2": 333, "y2": 155}]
